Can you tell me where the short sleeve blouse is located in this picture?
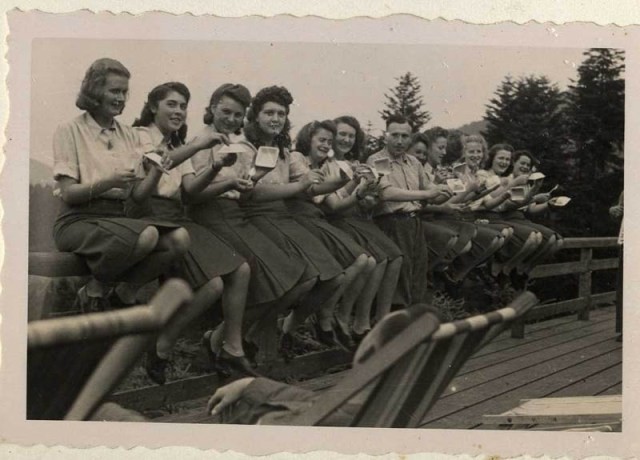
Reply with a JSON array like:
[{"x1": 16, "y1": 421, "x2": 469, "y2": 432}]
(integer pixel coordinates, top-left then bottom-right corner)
[
  {"x1": 190, "y1": 131, "x2": 257, "y2": 200},
  {"x1": 135, "y1": 125, "x2": 195, "y2": 202},
  {"x1": 53, "y1": 112, "x2": 144, "y2": 200}
]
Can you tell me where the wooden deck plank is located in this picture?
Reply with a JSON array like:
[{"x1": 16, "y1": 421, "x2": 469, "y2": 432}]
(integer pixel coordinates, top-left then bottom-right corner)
[
  {"x1": 546, "y1": 363, "x2": 622, "y2": 398},
  {"x1": 598, "y1": 382, "x2": 622, "y2": 396},
  {"x1": 460, "y1": 317, "x2": 614, "y2": 375},
  {"x1": 473, "y1": 307, "x2": 612, "y2": 358},
  {"x1": 442, "y1": 329, "x2": 618, "y2": 397},
  {"x1": 422, "y1": 348, "x2": 621, "y2": 429}
]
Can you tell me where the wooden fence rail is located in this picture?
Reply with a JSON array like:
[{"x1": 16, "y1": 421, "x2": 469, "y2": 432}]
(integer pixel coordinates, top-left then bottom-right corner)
[{"x1": 511, "y1": 236, "x2": 620, "y2": 338}]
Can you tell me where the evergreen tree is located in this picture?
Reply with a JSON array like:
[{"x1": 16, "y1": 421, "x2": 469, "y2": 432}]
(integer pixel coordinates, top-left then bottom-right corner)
[
  {"x1": 380, "y1": 72, "x2": 431, "y2": 131},
  {"x1": 483, "y1": 74, "x2": 569, "y2": 185},
  {"x1": 567, "y1": 48, "x2": 625, "y2": 181}
]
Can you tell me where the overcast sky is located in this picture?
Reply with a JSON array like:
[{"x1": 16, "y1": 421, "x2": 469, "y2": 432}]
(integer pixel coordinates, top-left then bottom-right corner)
[{"x1": 31, "y1": 39, "x2": 588, "y2": 165}]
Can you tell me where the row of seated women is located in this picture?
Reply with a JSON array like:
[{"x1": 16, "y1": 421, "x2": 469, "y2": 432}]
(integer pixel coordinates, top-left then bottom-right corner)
[{"x1": 51, "y1": 57, "x2": 562, "y2": 385}]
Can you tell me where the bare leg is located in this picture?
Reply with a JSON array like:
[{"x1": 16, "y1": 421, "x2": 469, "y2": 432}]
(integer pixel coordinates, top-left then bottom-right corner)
[
  {"x1": 353, "y1": 259, "x2": 387, "y2": 333},
  {"x1": 318, "y1": 254, "x2": 370, "y2": 331},
  {"x1": 335, "y1": 256, "x2": 377, "y2": 329},
  {"x1": 455, "y1": 236, "x2": 505, "y2": 282},
  {"x1": 220, "y1": 262, "x2": 251, "y2": 356},
  {"x1": 502, "y1": 232, "x2": 541, "y2": 274},
  {"x1": 283, "y1": 274, "x2": 345, "y2": 333},
  {"x1": 375, "y1": 256, "x2": 403, "y2": 323},
  {"x1": 156, "y1": 276, "x2": 224, "y2": 358},
  {"x1": 519, "y1": 234, "x2": 559, "y2": 273}
]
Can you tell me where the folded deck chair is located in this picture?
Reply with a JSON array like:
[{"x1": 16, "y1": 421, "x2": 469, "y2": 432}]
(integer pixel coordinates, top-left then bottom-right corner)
[
  {"x1": 284, "y1": 291, "x2": 538, "y2": 428},
  {"x1": 27, "y1": 279, "x2": 192, "y2": 421}
]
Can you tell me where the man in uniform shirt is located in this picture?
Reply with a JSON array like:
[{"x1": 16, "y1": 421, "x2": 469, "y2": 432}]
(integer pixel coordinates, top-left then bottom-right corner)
[{"x1": 367, "y1": 115, "x2": 449, "y2": 307}]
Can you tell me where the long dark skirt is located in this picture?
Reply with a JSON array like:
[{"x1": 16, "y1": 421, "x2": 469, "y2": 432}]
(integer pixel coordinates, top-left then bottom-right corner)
[
  {"x1": 188, "y1": 198, "x2": 306, "y2": 306},
  {"x1": 478, "y1": 211, "x2": 537, "y2": 261},
  {"x1": 53, "y1": 198, "x2": 179, "y2": 282},
  {"x1": 374, "y1": 214, "x2": 428, "y2": 307},
  {"x1": 329, "y1": 215, "x2": 403, "y2": 263},
  {"x1": 241, "y1": 200, "x2": 343, "y2": 282},
  {"x1": 139, "y1": 197, "x2": 245, "y2": 289},
  {"x1": 285, "y1": 199, "x2": 368, "y2": 268}
]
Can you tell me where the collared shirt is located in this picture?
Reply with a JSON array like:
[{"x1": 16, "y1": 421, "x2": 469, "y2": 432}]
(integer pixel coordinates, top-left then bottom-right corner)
[
  {"x1": 367, "y1": 148, "x2": 427, "y2": 215},
  {"x1": 53, "y1": 112, "x2": 145, "y2": 200},
  {"x1": 190, "y1": 128, "x2": 257, "y2": 200},
  {"x1": 136, "y1": 124, "x2": 195, "y2": 202}
]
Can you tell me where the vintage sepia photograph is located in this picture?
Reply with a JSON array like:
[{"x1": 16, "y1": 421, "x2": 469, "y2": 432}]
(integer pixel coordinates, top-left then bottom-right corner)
[{"x1": 2, "y1": 10, "x2": 636, "y2": 457}]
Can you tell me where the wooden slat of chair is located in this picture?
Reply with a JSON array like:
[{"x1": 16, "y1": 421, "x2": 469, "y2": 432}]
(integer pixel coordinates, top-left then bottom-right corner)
[
  {"x1": 404, "y1": 293, "x2": 539, "y2": 428},
  {"x1": 283, "y1": 291, "x2": 537, "y2": 428},
  {"x1": 27, "y1": 279, "x2": 192, "y2": 421},
  {"x1": 282, "y1": 308, "x2": 442, "y2": 427}
]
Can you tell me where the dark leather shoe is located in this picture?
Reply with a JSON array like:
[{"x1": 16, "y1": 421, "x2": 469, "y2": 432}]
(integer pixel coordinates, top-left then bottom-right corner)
[
  {"x1": 333, "y1": 319, "x2": 356, "y2": 351},
  {"x1": 217, "y1": 349, "x2": 261, "y2": 377},
  {"x1": 145, "y1": 350, "x2": 170, "y2": 385}
]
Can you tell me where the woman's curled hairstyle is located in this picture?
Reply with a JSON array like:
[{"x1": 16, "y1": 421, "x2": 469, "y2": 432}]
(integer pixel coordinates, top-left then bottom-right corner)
[
  {"x1": 333, "y1": 115, "x2": 365, "y2": 162},
  {"x1": 76, "y1": 58, "x2": 131, "y2": 113},
  {"x1": 295, "y1": 120, "x2": 337, "y2": 157},
  {"x1": 132, "y1": 82, "x2": 191, "y2": 148},
  {"x1": 244, "y1": 85, "x2": 294, "y2": 155}
]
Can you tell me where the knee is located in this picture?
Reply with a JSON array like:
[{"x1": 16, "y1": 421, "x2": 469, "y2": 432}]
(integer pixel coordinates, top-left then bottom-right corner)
[
  {"x1": 366, "y1": 256, "x2": 377, "y2": 272},
  {"x1": 202, "y1": 277, "x2": 224, "y2": 297},
  {"x1": 235, "y1": 261, "x2": 251, "y2": 280},
  {"x1": 354, "y1": 254, "x2": 370, "y2": 271},
  {"x1": 500, "y1": 228, "x2": 512, "y2": 239},
  {"x1": 328, "y1": 273, "x2": 346, "y2": 289},
  {"x1": 447, "y1": 235, "x2": 459, "y2": 250},
  {"x1": 461, "y1": 241, "x2": 473, "y2": 254},
  {"x1": 168, "y1": 228, "x2": 191, "y2": 255},
  {"x1": 548, "y1": 234, "x2": 557, "y2": 246},
  {"x1": 136, "y1": 226, "x2": 160, "y2": 252}
]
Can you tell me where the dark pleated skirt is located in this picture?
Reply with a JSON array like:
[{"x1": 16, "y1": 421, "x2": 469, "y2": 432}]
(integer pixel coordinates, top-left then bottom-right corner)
[
  {"x1": 329, "y1": 216, "x2": 403, "y2": 263},
  {"x1": 187, "y1": 198, "x2": 306, "y2": 305},
  {"x1": 241, "y1": 200, "x2": 343, "y2": 281},
  {"x1": 285, "y1": 199, "x2": 368, "y2": 268},
  {"x1": 433, "y1": 219, "x2": 477, "y2": 259},
  {"x1": 53, "y1": 199, "x2": 179, "y2": 282},
  {"x1": 143, "y1": 197, "x2": 245, "y2": 289}
]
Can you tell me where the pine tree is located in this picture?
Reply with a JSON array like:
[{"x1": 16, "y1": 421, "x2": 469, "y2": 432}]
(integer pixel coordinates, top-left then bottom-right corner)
[
  {"x1": 567, "y1": 48, "x2": 625, "y2": 181},
  {"x1": 564, "y1": 48, "x2": 625, "y2": 237},
  {"x1": 483, "y1": 74, "x2": 569, "y2": 186},
  {"x1": 380, "y1": 72, "x2": 431, "y2": 131}
]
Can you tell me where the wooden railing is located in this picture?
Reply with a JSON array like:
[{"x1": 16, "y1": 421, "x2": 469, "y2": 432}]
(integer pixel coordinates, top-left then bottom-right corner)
[{"x1": 510, "y1": 237, "x2": 620, "y2": 338}]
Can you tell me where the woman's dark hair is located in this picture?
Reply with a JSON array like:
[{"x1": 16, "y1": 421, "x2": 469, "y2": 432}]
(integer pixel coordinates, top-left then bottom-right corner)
[
  {"x1": 409, "y1": 132, "x2": 430, "y2": 149},
  {"x1": 76, "y1": 58, "x2": 130, "y2": 113},
  {"x1": 512, "y1": 149, "x2": 540, "y2": 171},
  {"x1": 485, "y1": 143, "x2": 515, "y2": 175},
  {"x1": 203, "y1": 83, "x2": 252, "y2": 130},
  {"x1": 132, "y1": 82, "x2": 191, "y2": 148},
  {"x1": 244, "y1": 86, "x2": 294, "y2": 156},
  {"x1": 333, "y1": 115, "x2": 365, "y2": 162},
  {"x1": 423, "y1": 126, "x2": 449, "y2": 148},
  {"x1": 295, "y1": 120, "x2": 337, "y2": 156}
]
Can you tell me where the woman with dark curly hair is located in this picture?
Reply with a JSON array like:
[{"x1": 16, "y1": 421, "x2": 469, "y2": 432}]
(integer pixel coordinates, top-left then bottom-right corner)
[
  {"x1": 324, "y1": 115, "x2": 404, "y2": 334},
  {"x1": 186, "y1": 83, "x2": 324, "y2": 361},
  {"x1": 130, "y1": 82, "x2": 257, "y2": 383},
  {"x1": 240, "y1": 86, "x2": 357, "y2": 355},
  {"x1": 52, "y1": 58, "x2": 188, "y2": 313},
  {"x1": 289, "y1": 119, "x2": 373, "y2": 347}
]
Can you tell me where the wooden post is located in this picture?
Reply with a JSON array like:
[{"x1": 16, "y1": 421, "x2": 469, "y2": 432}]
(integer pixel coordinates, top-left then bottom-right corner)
[{"x1": 578, "y1": 248, "x2": 593, "y2": 321}]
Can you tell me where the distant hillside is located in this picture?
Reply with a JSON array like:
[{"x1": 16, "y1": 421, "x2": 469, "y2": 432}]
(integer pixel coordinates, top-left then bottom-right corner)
[
  {"x1": 30, "y1": 158, "x2": 53, "y2": 184},
  {"x1": 456, "y1": 120, "x2": 489, "y2": 135}
]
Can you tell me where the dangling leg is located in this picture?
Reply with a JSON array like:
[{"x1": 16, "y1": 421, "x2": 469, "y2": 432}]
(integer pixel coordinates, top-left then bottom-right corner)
[{"x1": 374, "y1": 256, "x2": 403, "y2": 323}]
